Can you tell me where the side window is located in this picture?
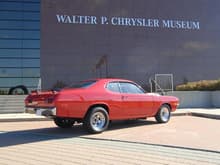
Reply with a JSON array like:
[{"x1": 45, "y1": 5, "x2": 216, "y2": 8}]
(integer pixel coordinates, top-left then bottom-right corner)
[
  {"x1": 106, "y1": 82, "x2": 120, "y2": 93},
  {"x1": 120, "y1": 82, "x2": 144, "y2": 94}
]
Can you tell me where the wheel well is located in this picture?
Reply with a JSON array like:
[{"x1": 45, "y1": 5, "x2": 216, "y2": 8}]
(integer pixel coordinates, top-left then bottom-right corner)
[
  {"x1": 161, "y1": 103, "x2": 172, "y2": 110},
  {"x1": 84, "y1": 104, "x2": 109, "y2": 118}
]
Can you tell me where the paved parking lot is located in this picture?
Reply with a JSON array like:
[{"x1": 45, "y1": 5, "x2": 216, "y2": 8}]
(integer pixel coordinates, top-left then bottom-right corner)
[{"x1": 0, "y1": 116, "x2": 220, "y2": 164}]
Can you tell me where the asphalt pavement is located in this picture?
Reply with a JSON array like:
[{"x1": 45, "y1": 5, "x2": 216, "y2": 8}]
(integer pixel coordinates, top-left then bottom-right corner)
[
  {"x1": 0, "y1": 116, "x2": 220, "y2": 165},
  {"x1": 0, "y1": 109, "x2": 220, "y2": 164}
]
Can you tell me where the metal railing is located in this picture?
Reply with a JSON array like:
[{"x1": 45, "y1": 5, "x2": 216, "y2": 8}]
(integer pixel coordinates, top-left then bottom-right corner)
[
  {"x1": 149, "y1": 78, "x2": 166, "y2": 95},
  {"x1": 149, "y1": 74, "x2": 174, "y2": 95}
]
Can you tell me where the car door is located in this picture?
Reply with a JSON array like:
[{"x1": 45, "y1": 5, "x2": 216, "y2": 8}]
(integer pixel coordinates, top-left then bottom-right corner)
[
  {"x1": 119, "y1": 82, "x2": 154, "y2": 117},
  {"x1": 105, "y1": 82, "x2": 124, "y2": 119}
]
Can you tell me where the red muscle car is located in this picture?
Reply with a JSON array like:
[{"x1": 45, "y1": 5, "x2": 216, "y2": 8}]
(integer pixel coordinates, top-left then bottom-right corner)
[{"x1": 25, "y1": 78, "x2": 179, "y2": 133}]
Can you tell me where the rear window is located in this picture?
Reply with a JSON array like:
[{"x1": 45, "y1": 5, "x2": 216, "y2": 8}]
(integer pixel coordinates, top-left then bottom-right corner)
[
  {"x1": 106, "y1": 82, "x2": 120, "y2": 93},
  {"x1": 68, "y1": 80, "x2": 97, "y2": 89}
]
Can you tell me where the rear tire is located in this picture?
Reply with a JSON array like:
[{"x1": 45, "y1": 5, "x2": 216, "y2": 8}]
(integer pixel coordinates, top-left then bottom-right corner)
[
  {"x1": 84, "y1": 107, "x2": 109, "y2": 134},
  {"x1": 54, "y1": 117, "x2": 75, "y2": 128},
  {"x1": 155, "y1": 104, "x2": 171, "y2": 123}
]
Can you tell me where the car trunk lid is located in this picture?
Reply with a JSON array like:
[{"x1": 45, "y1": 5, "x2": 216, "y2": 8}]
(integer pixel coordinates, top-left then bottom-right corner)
[{"x1": 25, "y1": 90, "x2": 58, "y2": 108}]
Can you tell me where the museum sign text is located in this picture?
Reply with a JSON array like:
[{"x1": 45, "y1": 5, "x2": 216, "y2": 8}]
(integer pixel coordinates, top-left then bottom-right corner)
[{"x1": 56, "y1": 15, "x2": 200, "y2": 30}]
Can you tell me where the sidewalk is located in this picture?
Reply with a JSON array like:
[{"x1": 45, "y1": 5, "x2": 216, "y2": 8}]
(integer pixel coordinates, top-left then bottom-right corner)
[
  {"x1": 0, "y1": 113, "x2": 51, "y2": 122},
  {"x1": 0, "y1": 108, "x2": 219, "y2": 122},
  {"x1": 172, "y1": 108, "x2": 220, "y2": 120}
]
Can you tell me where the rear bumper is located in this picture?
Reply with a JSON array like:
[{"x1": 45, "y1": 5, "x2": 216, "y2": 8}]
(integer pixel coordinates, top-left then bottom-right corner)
[{"x1": 25, "y1": 107, "x2": 56, "y2": 117}]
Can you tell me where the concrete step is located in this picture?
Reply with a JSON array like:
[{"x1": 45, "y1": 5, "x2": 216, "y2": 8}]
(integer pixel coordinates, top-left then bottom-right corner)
[
  {"x1": 0, "y1": 105, "x2": 24, "y2": 109},
  {"x1": 0, "y1": 95, "x2": 27, "y2": 99},
  {"x1": 0, "y1": 95, "x2": 26, "y2": 114},
  {"x1": 0, "y1": 109, "x2": 25, "y2": 114},
  {"x1": 0, "y1": 103, "x2": 25, "y2": 107}
]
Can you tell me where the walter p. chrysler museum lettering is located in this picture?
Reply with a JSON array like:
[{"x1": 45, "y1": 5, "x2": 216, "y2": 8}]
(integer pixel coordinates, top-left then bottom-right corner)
[{"x1": 56, "y1": 14, "x2": 200, "y2": 30}]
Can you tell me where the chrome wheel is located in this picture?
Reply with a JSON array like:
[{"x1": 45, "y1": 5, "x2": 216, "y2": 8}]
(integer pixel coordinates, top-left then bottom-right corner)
[
  {"x1": 160, "y1": 106, "x2": 170, "y2": 122},
  {"x1": 84, "y1": 107, "x2": 109, "y2": 133},
  {"x1": 155, "y1": 104, "x2": 171, "y2": 123},
  {"x1": 90, "y1": 112, "x2": 106, "y2": 132}
]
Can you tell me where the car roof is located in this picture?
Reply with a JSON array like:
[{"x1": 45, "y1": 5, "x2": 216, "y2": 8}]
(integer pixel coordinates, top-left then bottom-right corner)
[{"x1": 95, "y1": 78, "x2": 134, "y2": 83}]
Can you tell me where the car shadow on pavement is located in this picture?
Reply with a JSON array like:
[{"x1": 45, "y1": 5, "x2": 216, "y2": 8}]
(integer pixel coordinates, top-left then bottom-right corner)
[
  {"x1": 108, "y1": 119, "x2": 157, "y2": 130},
  {"x1": 0, "y1": 119, "x2": 157, "y2": 148}
]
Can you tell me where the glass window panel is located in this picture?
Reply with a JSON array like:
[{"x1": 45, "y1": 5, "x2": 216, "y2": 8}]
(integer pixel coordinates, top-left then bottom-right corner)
[
  {"x1": 0, "y1": 49, "x2": 39, "y2": 58},
  {"x1": 23, "y1": 21, "x2": 40, "y2": 29},
  {"x1": 0, "y1": 77, "x2": 39, "y2": 87},
  {"x1": 0, "y1": 30, "x2": 39, "y2": 39},
  {"x1": 23, "y1": 40, "x2": 40, "y2": 48},
  {"x1": 22, "y1": 49, "x2": 40, "y2": 58},
  {"x1": 23, "y1": 12, "x2": 40, "y2": 20},
  {"x1": 0, "y1": 59, "x2": 22, "y2": 67},
  {"x1": 0, "y1": 68, "x2": 22, "y2": 77},
  {"x1": 0, "y1": 59, "x2": 40, "y2": 67},
  {"x1": 0, "y1": 40, "x2": 22, "y2": 48},
  {"x1": 0, "y1": 21, "x2": 22, "y2": 29},
  {"x1": 0, "y1": 2, "x2": 22, "y2": 11},
  {"x1": 22, "y1": 78, "x2": 39, "y2": 87},
  {"x1": 0, "y1": 30, "x2": 22, "y2": 38},
  {"x1": 0, "y1": 2, "x2": 40, "y2": 12},
  {"x1": 0, "y1": 49, "x2": 22, "y2": 57},
  {"x1": 0, "y1": 40, "x2": 40, "y2": 49},
  {"x1": 0, "y1": 21, "x2": 40, "y2": 29},
  {"x1": 0, "y1": 11, "x2": 23, "y2": 20},
  {"x1": 0, "y1": 11, "x2": 40, "y2": 21},
  {"x1": 23, "y1": 31, "x2": 40, "y2": 39},
  {"x1": 22, "y1": 68, "x2": 40, "y2": 77},
  {"x1": 23, "y1": 3, "x2": 40, "y2": 11},
  {"x1": 23, "y1": 59, "x2": 40, "y2": 67},
  {"x1": 0, "y1": 68, "x2": 39, "y2": 78},
  {"x1": 0, "y1": 78, "x2": 22, "y2": 87}
]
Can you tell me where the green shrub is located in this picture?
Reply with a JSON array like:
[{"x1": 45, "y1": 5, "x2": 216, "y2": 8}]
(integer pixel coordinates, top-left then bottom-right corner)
[
  {"x1": 0, "y1": 89, "x2": 8, "y2": 95},
  {"x1": 176, "y1": 79, "x2": 220, "y2": 91}
]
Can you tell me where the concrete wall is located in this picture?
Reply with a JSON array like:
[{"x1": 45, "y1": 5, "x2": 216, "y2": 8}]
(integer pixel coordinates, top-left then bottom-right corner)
[
  {"x1": 167, "y1": 91, "x2": 220, "y2": 108},
  {"x1": 211, "y1": 91, "x2": 220, "y2": 108},
  {"x1": 0, "y1": 92, "x2": 220, "y2": 114}
]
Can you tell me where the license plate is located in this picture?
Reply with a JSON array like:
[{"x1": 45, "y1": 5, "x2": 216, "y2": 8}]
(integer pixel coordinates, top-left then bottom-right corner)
[{"x1": 36, "y1": 109, "x2": 44, "y2": 116}]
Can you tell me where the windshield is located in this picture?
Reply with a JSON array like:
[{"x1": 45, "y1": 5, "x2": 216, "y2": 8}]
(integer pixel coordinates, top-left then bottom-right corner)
[{"x1": 68, "y1": 80, "x2": 97, "y2": 89}]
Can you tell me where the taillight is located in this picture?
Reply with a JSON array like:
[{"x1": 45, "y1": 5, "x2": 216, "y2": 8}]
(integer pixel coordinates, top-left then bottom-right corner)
[{"x1": 47, "y1": 97, "x2": 54, "y2": 103}]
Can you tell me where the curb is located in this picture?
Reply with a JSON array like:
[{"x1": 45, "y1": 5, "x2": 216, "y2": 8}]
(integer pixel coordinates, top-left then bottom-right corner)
[
  {"x1": 172, "y1": 112, "x2": 193, "y2": 117},
  {"x1": 191, "y1": 112, "x2": 220, "y2": 120},
  {"x1": 0, "y1": 117, "x2": 52, "y2": 122},
  {"x1": 172, "y1": 112, "x2": 220, "y2": 120}
]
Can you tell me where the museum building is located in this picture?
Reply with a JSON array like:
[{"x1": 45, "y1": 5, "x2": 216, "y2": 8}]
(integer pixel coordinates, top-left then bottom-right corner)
[
  {"x1": 1, "y1": 0, "x2": 220, "y2": 93},
  {"x1": 0, "y1": 0, "x2": 40, "y2": 94}
]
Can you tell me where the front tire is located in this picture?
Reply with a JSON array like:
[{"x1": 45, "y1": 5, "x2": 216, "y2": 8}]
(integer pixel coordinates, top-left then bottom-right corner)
[
  {"x1": 84, "y1": 107, "x2": 109, "y2": 134},
  {"x1": 54, "y1": 117, "x2": 75, "y2": 128},
  {"x1": 155, "y1": 104, "x2": 171, "y2": 123}
]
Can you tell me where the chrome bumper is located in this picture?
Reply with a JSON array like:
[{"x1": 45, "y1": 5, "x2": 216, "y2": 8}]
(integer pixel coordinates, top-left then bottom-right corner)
[{"x1": 26, "y1": 107, "x2": 56, "y2": 117}]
